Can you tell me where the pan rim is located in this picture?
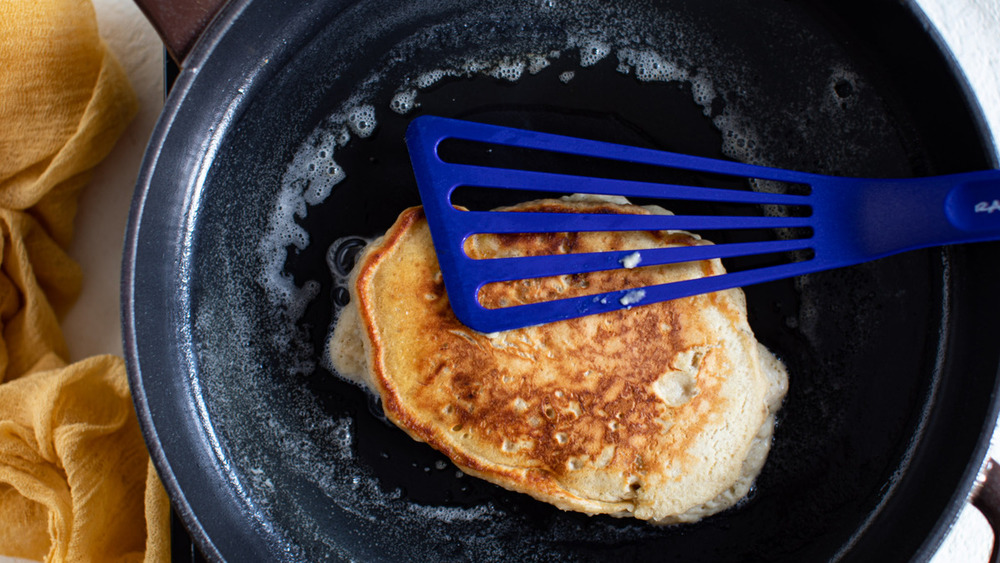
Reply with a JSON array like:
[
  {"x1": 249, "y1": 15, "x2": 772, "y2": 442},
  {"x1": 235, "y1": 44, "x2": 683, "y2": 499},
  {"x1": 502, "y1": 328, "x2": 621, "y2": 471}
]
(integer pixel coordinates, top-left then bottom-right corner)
[
  {"x1": 123, "y1": 0, "x2": 276, "y2": 559},
  {"x1": 122, "y1": 0, "x2": 1000, "y2": 560},
  {"x1": 881, "y1": 2, "x2": 1000, "y2": 558}
]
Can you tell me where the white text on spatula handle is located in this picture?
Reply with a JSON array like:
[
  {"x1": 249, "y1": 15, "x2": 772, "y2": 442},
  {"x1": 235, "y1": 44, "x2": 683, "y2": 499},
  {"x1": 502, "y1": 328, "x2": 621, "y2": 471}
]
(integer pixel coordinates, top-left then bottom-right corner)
[{"x1": 974, "y1": 200, "x2": 1000, "y2": 214}]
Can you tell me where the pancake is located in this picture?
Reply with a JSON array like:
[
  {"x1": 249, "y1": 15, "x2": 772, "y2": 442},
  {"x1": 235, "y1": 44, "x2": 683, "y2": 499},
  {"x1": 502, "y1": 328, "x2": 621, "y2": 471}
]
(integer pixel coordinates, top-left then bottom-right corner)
[{"x1": 330, "y1": 196, "x2": 787, "y2": 523}]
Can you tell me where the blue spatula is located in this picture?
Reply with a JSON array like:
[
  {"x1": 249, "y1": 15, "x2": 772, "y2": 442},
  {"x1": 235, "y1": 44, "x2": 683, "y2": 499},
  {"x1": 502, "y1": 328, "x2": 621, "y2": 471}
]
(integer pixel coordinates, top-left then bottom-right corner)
[{"x1": 405, "y1": 115, "x2": 1000, "y2": 333}]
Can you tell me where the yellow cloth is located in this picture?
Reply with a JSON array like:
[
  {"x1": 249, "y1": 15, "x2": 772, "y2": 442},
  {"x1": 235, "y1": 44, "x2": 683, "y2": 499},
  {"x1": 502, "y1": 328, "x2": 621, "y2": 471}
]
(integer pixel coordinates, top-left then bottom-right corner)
[{"x1": 0, "y1": 0, "x2": 170, "y2": 561}]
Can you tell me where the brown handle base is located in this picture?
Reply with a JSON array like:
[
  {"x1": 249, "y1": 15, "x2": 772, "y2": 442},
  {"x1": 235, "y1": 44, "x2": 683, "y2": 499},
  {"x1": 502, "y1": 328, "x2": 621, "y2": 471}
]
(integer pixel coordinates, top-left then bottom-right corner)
[
  {"x1": 972, "y1": 458, "x2": 1000, "y2": 563},
  {"x1": 133, "y1": 0, "x2": 229, "y2": 64}
]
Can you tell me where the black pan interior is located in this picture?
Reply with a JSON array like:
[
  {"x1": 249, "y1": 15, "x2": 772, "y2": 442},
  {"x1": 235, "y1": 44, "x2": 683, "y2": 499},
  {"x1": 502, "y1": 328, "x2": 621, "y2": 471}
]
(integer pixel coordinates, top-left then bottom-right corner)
[{"x1": 125, "y1": 0, "x2": 1000, "y2": 561}]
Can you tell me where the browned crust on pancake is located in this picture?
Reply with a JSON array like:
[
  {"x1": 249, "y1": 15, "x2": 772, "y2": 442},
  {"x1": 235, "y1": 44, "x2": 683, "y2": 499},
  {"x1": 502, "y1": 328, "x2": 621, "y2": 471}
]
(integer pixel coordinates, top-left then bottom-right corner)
[{"x1": 353, "y1": 201, "x2": 769, "y2": 518}]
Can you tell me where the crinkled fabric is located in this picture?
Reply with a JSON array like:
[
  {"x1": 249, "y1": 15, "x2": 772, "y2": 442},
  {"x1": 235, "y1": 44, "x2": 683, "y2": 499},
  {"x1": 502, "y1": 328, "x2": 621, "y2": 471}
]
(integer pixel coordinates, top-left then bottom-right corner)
[{"x1": 0, "y1": 0, "x2": 170, "y2": 560}]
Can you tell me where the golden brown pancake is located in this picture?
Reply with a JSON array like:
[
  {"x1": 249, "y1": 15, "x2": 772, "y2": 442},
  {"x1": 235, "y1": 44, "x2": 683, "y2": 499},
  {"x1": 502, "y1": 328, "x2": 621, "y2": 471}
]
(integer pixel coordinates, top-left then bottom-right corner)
[{"x1": 330, "y1": 197, "x2": 787, "y2": 523}]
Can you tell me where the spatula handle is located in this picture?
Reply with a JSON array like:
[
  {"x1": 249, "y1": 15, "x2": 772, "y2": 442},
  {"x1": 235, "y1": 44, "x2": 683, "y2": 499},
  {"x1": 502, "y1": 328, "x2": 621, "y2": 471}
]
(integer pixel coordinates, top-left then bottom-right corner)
[
  {"x1": 945, "y1": 171, "x2": 1000, "y2": 234},
  {"x1": 837, "y1": 170, "x2": 1000, "y2": 261}
]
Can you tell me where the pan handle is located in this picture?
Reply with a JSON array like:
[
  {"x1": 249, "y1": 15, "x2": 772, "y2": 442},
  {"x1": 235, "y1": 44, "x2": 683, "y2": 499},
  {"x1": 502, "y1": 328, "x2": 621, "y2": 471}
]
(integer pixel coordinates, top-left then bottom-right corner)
[
  {"x1": 132, "y1": 0, "x2": 229, "y2": 64},
  {"x1": 972, "y1": 458, "x2": 1000, "y2": 563}
]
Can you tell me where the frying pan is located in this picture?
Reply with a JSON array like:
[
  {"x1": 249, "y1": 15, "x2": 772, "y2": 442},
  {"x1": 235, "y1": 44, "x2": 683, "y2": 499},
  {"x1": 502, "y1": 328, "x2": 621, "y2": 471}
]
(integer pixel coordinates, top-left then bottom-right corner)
[{"x1": 123, "y1": 0, "x2": 1000, "y2": 560}]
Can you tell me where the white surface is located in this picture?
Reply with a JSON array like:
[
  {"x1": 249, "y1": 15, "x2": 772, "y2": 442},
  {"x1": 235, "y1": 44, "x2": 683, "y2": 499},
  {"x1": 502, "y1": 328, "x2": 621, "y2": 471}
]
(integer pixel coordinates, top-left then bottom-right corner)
[
  {"x1": 61, "y1": 0, "x2": 164, "y2": 360},
  {"x1": 917, "y1": 0, "x2": 1000, "y2": 158},
  {"x1": 45, "y1": 0, "x2": 1000, "y2": 561}
]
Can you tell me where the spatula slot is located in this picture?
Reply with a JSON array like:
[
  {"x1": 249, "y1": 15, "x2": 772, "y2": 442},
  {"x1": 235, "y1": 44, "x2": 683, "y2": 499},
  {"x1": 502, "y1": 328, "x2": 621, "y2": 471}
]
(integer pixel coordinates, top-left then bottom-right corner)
[
  {"x1": 476, "y1": 268, "x2": 686, "y2": 309},
  {"x1": 474, "y1": 247, "x2": 816, "y2": 310},
  {"x1": 690, "y1": 225, "x2": 815, "y2": 249},
  {"x1": 437, "y1": 137, "x2": 741, "y2": 189},
  {"x1": 449, "y1": 184, "x2": 813, "y2": 219},
  {"x1": 437, "y1": 136, "x2": 812, "y2": 197},
  {"x1": 721, "y1": 247, "x2": 816, "y2": 275},
  {"x1": 464, "y1": 226, "x2": 814, "y2": 258}
]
